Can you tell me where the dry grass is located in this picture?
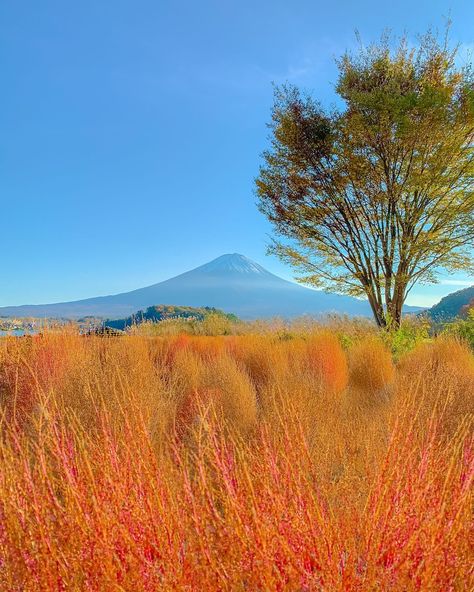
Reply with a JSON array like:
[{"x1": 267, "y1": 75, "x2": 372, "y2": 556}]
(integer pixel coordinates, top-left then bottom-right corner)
[
  {"x1": 349, "y1": 337, "x2": 395, "y2": 409},
  {"x1": 0, "y1": 329, "x2": 472, "y2": 591}
]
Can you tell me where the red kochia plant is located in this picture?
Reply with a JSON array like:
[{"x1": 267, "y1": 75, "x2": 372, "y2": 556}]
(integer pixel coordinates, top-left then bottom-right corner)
[
  {"x1": 165, "y1": 333, "x2": 191, "y2": 364},
  {"x1": 349, "y1": 337, "x2": 395, "y2": 406},
  {"x1": 0, "y1": 330, "x2": 472, "y2": 590},
  {"x1": 0, "y1": 408, "x2": 471, "y2": 591},
  {"x1": 0, "y1": 335, "x2": 42, "y2": 427},
  {"x1": 305, "y1": 332, "x2": 349, "y2": 395}
]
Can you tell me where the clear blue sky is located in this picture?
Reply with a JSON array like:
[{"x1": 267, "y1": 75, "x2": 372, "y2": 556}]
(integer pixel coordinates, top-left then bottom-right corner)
[{"x1": 1, "y1": 0, "x2": 473, "y2": 307}]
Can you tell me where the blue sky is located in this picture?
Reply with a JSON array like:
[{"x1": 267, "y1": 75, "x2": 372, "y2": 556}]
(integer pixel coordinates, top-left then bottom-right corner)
[{"x1": 1, "y1": 0, "x2": 473, "y2": 308}]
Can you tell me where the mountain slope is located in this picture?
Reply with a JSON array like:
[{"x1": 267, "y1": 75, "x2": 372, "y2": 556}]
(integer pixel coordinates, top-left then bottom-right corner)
[
  {"x1": 106, "y1": 305, "x2": 237, "y2": 331},
  {"x1": 428, "y1": 285, "x2": 474, "y2": 321},
  {"x1": 0, "y1": 253, "x2": 420, "y2": 319}
]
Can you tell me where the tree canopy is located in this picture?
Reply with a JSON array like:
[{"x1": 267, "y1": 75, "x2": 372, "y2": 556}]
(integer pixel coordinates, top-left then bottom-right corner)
[{"x1": 256, "y1": 32, "x2": 474, "y2": 327}]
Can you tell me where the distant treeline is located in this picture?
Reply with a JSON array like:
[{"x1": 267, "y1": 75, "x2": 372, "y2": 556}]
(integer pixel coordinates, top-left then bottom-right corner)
[
  {"x1": 105, "y1": 305, "x2": 238, "y2": 331},
  {"x1": 427, "y1": 286, "x2": 474, "y2": 322}
]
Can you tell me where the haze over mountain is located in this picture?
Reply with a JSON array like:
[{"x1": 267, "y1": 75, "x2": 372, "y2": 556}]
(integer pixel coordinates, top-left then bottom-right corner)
[{"x1": 0, "y1": 254, "x2": 421, "y2": 319}]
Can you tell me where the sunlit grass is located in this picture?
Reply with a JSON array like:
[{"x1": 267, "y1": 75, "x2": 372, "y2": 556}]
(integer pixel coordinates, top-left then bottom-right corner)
[{"x1": 0, "y1": 329, "x2": 472, "y2": 590}]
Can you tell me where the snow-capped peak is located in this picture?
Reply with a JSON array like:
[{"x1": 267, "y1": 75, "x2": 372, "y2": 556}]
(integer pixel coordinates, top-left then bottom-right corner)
[{"x1": 197, "y1": 254, "x2": 270, "y2": 275}]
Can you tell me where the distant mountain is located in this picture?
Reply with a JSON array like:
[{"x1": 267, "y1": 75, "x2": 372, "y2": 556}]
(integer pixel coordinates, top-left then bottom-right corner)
[
  {"x1": 0, "y1": 253, "x2": 421, "y2": 319},
  {"x1": 427, "y1": 285, "x2": 474, "y2": 322}
]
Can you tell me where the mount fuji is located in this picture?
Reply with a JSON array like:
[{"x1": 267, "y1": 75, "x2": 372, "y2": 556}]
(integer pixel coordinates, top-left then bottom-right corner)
[{"x1": 0, "y1": 253, "x2": 420, "y2": 319}]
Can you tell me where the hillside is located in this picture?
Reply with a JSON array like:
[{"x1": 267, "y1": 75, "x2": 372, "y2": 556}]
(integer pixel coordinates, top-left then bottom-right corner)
[
  {"x1": 0, "y1": 253, "x2": 421, "y2": 320},
  {"x1": 428, "y1": 285, "x2": 474, "y2": 321},
  {"x1": 105, "y1": 305, "x2": 236, "y2": 331}
]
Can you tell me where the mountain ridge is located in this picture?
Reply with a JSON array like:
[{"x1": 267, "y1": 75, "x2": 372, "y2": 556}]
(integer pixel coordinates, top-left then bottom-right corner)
[
  {"x1": 427, "y1": 285, "x2": 474, "y2": 321},
  {"x1": 0, "y1": 253, "x2": 422, "y2": 319}
]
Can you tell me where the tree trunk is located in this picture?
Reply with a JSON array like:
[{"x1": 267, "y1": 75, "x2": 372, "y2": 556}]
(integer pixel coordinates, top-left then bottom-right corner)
[
  {"x1": 390, "y1": 291, "x2": 404, "y2": 330},
  {"x1": 386, "y1": 281, "x2": 405, "y2": 329},
  {"x1": 367, "y1": 290, "x2": 387, "y2": 328}
]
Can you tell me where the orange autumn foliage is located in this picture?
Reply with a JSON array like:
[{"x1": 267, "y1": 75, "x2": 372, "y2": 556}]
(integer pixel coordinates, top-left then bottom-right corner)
[
  {"x1": 0, "y1": 329, "x2": 471, "y2": 591},
  {"x1": 305, "y1": 332, "x2": 349, "y2": 395}
]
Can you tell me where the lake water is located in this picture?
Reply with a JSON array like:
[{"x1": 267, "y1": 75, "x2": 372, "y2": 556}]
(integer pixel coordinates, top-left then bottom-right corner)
[{"x1": 0, "y1": 329, "x2": 32, "y2": 337}]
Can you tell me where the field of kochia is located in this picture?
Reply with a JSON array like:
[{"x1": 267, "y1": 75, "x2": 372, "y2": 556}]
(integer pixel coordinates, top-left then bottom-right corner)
[{"x1": 0, "y1": 326, "x2": 472, "y2": 591}]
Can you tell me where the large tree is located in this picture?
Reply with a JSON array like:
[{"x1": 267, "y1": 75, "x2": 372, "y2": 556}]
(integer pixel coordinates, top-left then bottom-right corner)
[{"x1": 256, "y1": 33, "x2": 474, "y2": 327}]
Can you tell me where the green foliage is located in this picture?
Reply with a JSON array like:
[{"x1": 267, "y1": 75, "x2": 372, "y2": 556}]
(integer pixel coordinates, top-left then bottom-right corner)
[
  {"x1": 382, "y1": 316, "x2": 431, "y2": 359},
  {"x1": 193, "y1": 312, "x2": 237, "y2": 336},
  {"x1": 442, "y1": 309, "x2": 474, "y2": 350},
  {"x1": 106, "y1": 305, "x2": 238, "y2": 332},
  {"x1": 337, "y1": 332, "x2": 354, "y2": 351}
]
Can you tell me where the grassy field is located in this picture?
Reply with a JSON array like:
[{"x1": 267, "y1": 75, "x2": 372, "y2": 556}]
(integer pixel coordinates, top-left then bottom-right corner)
[{"x1": 0, "y1": 325, "x2": 472, "y2": 591}]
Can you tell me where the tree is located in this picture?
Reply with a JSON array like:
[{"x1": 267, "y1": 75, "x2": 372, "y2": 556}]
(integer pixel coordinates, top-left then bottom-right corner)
[{"x1": 256, "y1": 32, "x2": 474, "y2": 328}]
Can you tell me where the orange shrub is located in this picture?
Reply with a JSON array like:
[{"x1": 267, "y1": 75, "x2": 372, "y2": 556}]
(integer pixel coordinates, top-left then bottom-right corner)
[
  {"x1": 232, "y1": 336, "x2": 289, "y2": 391},
  {"x1": 189, "y1": 335, "x2": 226, "y2": 359},
  {"x1": 305, "y1": 332, "x2": 349, "y2": 395},
  {"x1": 0, "y1": 329, "x2": 472, "y2": 591},
  {"x1": 165, "y1": 333, "x2": 191, "y2": 364},
  {"x1": 398, "y1": 336, "x2": 474, "y2": 437},
  {"x1": 399, "y1": 335, "x2": 474, "y2": 382},
  {"x1": 349, "y1": 337, "x2": 395, "y2": 405},
  {"x1": 0, "y1": 335, "x2": 37, "y2": 427},
  {"x1": 200, "y1": 354, "x2": 257, "y2": 434}
]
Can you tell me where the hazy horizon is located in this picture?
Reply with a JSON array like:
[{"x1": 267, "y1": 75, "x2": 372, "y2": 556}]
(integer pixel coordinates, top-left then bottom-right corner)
[{"x1": 0, "y1": 251, "x2": 469, "y2": 310}]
